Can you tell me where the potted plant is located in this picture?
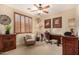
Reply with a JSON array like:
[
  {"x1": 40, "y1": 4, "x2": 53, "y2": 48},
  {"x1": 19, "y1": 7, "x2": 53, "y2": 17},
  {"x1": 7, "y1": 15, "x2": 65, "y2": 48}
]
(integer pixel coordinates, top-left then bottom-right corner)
[{"x1": 5, "y1": 25, "x2": 11, "y2": 34}]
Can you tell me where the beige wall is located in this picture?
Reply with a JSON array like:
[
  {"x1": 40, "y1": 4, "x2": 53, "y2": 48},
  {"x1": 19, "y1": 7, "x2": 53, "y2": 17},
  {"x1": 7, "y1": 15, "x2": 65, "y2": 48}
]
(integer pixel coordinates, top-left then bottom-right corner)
[
  {"x1": 0, "y1": 4, "x2": 37, "y2": 46},
  {"x1": 76, "y1": 5, "x2": 79, "y2": 36},
  {"x1": 39, "y1": 8, "x2": 76, "y2": 35}
]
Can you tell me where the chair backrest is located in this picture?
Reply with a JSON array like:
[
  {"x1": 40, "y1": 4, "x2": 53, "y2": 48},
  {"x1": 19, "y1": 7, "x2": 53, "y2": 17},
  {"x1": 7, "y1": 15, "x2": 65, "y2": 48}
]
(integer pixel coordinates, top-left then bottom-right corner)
[
  {"x1": 45, "y1": 31, "x2": 50, "y2": 40},
  {"x1": 24, "y1": 35, "x2": 32, "y2": 44},
  {"x1": 25, "y1": 35, "x2": 32, "y2": 39},
  {"x1": 64, "y1": 32, "x2": 72, "y2": 36}
]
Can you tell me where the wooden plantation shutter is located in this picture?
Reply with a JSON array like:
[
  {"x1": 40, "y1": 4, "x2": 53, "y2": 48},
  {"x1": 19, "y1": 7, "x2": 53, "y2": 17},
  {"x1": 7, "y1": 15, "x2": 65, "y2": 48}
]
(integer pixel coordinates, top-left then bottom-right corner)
[{"x1": 14, "y1": 12, "x2": 32, "y2": 34}]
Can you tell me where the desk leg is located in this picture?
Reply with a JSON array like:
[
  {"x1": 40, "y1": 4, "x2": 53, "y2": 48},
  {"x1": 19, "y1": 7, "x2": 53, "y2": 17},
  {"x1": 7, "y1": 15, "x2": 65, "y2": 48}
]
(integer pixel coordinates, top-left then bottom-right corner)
[
  {"x1": 57, "y1": 41, "x2": 59, "y2": 46},
  {"x1": 57, "y1": 39, "x2": 61, "y2": 46}
]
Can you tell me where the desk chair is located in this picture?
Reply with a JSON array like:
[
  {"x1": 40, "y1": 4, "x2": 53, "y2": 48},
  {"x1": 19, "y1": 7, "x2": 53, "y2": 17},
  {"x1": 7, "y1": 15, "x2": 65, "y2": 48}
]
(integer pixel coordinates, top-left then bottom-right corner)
[
  {"x1": 64, "y1": 32, "x2": 72, "y2": 36},
  {"x1": 45, "y1": 32, "x2": 52, "y2": 44}
]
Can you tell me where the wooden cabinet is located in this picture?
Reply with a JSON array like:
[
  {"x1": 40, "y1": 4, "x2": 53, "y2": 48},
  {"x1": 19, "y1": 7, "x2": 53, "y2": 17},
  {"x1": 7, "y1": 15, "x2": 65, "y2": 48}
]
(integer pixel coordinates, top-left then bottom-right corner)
[
  {"x1": 78, "y1": 40, "x2": 79, "y2": 54},
  {"x1": 0, "y1": 35, "x2": 3, "y2": 52},
  {"x1": 62, "y1": 36, "x2": 78, "y2": 55},
  {"x1": 0, "y1": 34, "x2": 16, "y2": 52}
]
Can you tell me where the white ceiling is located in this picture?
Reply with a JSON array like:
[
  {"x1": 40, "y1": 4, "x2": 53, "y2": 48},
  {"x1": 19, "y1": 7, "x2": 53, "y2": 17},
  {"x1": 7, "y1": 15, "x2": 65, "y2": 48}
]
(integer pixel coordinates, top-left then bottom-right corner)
[{"x1": 6, "y1": 4, "x2": 76, "y2": 16}]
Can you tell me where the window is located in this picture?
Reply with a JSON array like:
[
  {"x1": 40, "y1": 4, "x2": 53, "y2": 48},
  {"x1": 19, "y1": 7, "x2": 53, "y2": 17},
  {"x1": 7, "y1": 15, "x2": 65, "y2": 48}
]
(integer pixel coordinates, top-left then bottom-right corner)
[{"x1": 14, "y1": 12, "x2": 32, "y2": 34}]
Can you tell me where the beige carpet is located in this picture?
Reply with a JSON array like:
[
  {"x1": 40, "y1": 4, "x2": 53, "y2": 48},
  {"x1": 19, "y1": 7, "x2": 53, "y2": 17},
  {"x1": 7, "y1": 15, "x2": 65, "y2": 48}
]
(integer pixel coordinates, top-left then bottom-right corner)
[{"x1": 1, "y1": 42, "x2": 62, "y2": 55}]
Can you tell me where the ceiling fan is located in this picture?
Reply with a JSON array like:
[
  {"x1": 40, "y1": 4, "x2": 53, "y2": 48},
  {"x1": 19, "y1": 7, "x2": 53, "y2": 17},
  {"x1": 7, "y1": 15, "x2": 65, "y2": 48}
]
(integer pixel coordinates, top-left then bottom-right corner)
[{"x1": 30, "y1": 4, "x2": 50, "y2": 13}]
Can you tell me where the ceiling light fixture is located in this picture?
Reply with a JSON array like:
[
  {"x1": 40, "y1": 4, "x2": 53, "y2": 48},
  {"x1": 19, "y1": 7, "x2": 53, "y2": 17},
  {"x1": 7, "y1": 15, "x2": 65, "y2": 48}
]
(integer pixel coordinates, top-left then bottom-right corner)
[{"x1": 27, "y1": 4, "x2": 50, "y2": 15}]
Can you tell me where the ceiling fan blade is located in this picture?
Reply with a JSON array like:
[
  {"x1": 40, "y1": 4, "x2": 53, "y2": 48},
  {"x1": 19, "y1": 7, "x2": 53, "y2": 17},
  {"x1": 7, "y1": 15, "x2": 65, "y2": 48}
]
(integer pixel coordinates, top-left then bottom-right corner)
[
  {"x1": 31, "y1": 10, "x2": 39, "y2": 12},
  {"x1": 34, "y1": 4, "x2": 39, "y2": 9},
  {"x1": 42, "y1": 5, "x2": 50, "y2": 9},
  {"x1": 43, "y1": 10, "x2": 48, "y2": 13}
]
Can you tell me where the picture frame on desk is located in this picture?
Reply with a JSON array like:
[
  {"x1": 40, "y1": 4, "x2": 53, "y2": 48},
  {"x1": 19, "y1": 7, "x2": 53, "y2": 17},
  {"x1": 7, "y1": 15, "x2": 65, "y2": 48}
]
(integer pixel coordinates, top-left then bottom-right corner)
[
  {"x1": 53, "y1": 17, "x2": 62, "y2": 28},
  {"x1": 44, "y1": 19, "x2": 51, "y2": 28}
]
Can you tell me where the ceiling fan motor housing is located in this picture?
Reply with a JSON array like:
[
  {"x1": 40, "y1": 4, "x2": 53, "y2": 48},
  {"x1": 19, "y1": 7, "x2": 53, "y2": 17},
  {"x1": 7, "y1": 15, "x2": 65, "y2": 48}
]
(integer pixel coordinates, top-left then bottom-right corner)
[{"x1": 39, "y1": 4, "x2": 42, "y2": 10}]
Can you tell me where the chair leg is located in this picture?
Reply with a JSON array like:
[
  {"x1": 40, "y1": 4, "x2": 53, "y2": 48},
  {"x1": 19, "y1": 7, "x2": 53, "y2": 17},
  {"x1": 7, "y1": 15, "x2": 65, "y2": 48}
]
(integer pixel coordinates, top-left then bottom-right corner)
[
  {"x1": 57, "y1": 40, "x2": 60, "y2": 46},
  {"x1": 46, "y1": 40, "x2": 52, "y2": 45}
]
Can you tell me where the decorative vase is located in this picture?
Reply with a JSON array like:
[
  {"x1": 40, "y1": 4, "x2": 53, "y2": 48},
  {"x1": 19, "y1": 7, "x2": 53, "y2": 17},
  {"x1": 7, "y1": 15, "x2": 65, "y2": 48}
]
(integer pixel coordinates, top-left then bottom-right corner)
[{"x1": 5, "y1": 30, "x2": 10, "y2": 34}]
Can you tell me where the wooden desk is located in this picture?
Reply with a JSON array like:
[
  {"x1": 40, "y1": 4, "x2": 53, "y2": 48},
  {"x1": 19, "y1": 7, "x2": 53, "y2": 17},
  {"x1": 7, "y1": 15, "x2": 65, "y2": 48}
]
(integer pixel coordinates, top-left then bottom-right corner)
[
  {"x1": 50, "y1": 34, "x2": 62, "y2": 46},
  {"x1": 44, "y1": 32, "x2": 62, "y2": 46},
  {"x1": 45, "y1": 32, "x2": 78, "y2": 54}
]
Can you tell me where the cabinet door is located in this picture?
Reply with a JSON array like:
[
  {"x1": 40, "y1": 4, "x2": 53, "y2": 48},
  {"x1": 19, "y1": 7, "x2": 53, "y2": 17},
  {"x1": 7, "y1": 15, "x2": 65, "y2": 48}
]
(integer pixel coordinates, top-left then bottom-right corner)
[
  {"x1": 2, "y1": 35, "x2": 16, "y2": 52},
  {"x1": 62, "y1": 38, "x2": 78, "y2": 55}
]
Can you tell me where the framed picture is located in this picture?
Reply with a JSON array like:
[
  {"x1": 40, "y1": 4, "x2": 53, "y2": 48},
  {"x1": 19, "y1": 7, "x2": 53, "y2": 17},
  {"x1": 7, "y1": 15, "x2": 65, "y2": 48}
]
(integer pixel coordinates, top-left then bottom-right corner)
[
  {"x1": 53, "y1": 17, "x2": 62, "y2": 28},
  {"x1": 44, "y1": 19, "x2": 51, "y2": 28}
]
